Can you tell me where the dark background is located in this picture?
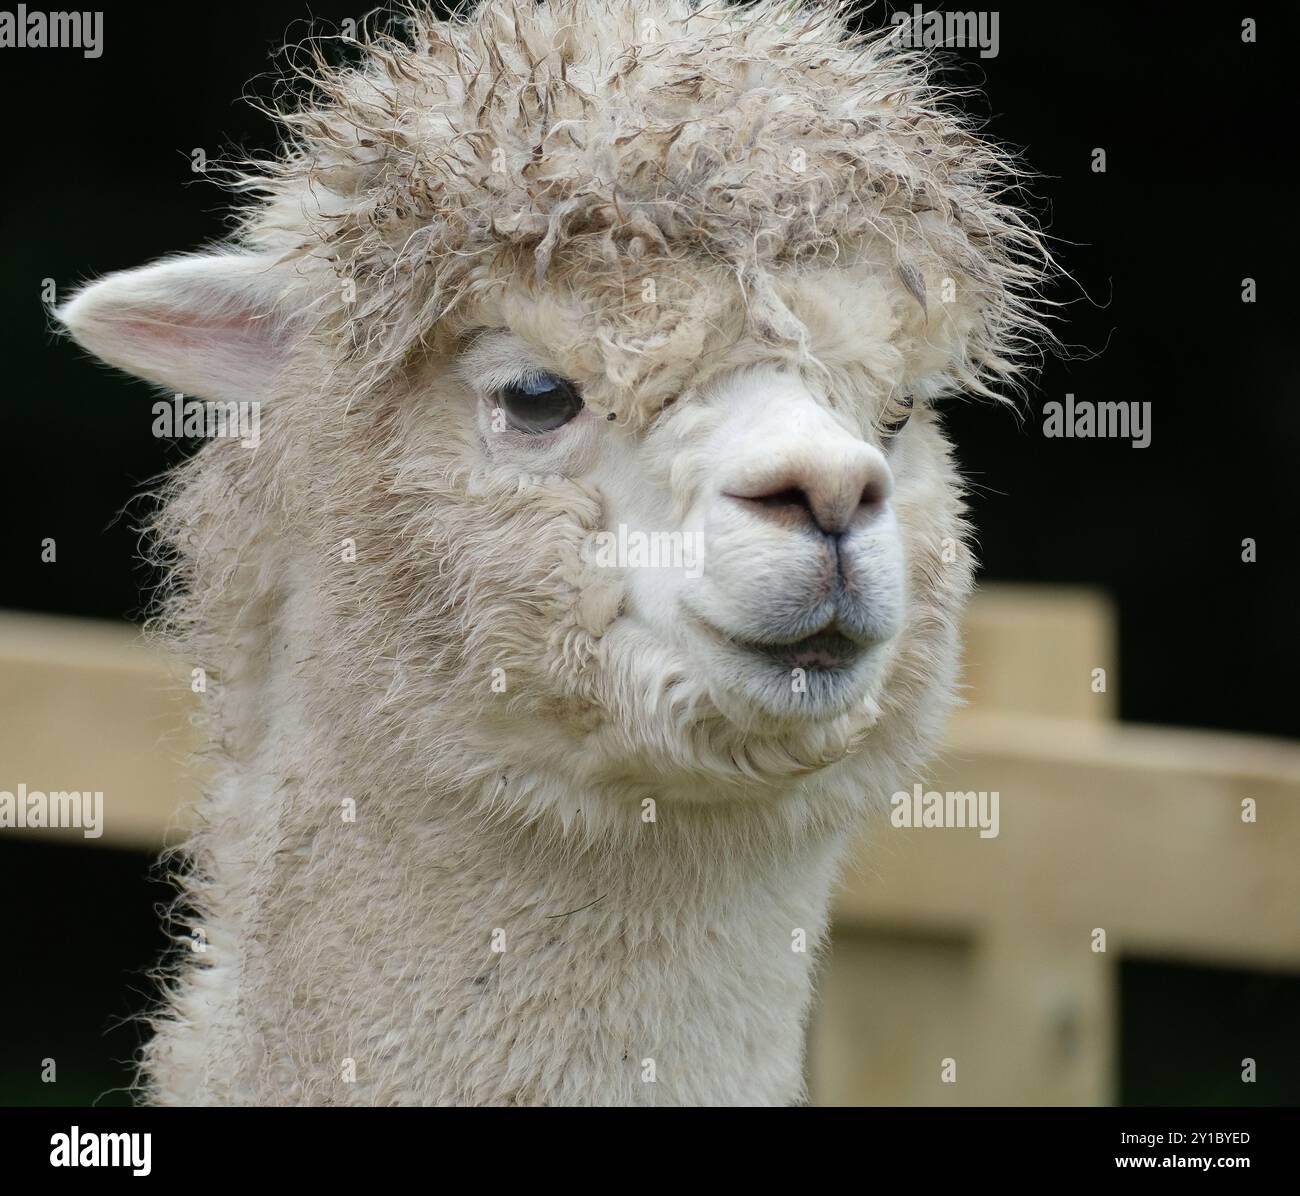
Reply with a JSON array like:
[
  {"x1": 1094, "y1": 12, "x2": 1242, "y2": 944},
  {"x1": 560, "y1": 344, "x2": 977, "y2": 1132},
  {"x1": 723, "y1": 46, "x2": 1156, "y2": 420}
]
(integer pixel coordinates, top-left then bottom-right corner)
[{"x1": 1, "y1": 1, "x2": 1296, "y2": 1106}]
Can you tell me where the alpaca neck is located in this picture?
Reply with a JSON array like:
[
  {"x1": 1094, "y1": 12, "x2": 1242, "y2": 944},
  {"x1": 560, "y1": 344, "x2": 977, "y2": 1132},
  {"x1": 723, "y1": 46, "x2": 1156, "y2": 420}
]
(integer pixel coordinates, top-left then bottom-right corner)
[
  {"x1": 205, "y1": 770, "x2": 851, "y2": 1106},
  {"x1": 402, "y1": 795, "x2": 849, "y2": 1106}
]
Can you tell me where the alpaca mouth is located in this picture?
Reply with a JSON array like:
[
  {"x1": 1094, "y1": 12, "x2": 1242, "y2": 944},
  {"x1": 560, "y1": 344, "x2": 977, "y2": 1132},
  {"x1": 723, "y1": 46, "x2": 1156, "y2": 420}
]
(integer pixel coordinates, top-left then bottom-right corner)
[
  {"x1": 691, "y1": 615, "x2": 884, "y2": 722},
  {"x1": 736, "y1": 629, "x2": 866, "y2": 671}
]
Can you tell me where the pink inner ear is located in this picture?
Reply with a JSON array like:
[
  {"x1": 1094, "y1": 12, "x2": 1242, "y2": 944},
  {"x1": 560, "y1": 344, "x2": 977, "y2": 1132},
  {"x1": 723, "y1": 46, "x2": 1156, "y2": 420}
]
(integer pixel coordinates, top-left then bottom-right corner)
[
  {"x1": 110, "y1": 299, "x2": 291, "y2": 401},
  {"x1": 60, "y1": 254, "x2": 297, "y2": 403},
  {"x1": 121, "y1": 305, "x2": 277, "y2": 351}
]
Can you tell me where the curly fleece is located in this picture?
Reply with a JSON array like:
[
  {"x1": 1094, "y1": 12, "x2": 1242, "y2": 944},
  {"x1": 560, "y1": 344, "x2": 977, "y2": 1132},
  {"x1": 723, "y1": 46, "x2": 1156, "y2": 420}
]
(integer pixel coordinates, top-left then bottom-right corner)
[{"x1": 239, "y1": 0, "x2": 1048, "y2": 408}]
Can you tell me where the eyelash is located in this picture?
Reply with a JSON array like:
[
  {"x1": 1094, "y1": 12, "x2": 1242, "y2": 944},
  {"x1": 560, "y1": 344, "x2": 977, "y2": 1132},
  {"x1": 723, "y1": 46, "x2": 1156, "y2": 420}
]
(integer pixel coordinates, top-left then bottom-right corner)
[{"x1": 879, "y1": 394, "x2": 915, "y2": 442}]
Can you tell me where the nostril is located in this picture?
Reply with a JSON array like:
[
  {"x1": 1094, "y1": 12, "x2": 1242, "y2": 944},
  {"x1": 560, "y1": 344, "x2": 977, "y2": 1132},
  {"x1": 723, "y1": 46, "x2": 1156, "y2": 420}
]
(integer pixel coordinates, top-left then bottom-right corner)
[
  {"x1": 859, "y1": 476, "x2": 888, "y2": 510},
  {"x1": 728, "y1": 486, "x2": 821, "y2": 532},
  {"x1": 749, "y1": 487, "x2": 816, "y2": 518},
  {"x1": 729, "y1": 485, "x2": 838, "y2": 534},
  {"x1": 726, "y1": 452, "x2": 892, "y2": 535}
]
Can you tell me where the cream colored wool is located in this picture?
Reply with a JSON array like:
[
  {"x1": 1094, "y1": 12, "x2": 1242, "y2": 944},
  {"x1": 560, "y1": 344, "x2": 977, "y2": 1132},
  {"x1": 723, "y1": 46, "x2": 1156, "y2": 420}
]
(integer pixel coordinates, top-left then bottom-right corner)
[{"x1": 58, "y1": 0, "x2": 1051, "y2": 1105}]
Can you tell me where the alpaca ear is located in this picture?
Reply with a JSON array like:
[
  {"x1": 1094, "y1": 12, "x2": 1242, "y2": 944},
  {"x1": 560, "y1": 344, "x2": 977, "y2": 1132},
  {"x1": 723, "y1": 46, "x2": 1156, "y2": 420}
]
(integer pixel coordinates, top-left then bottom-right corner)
[{"x1": 56, "y1": 252, "x2": 303, "y2": 403}]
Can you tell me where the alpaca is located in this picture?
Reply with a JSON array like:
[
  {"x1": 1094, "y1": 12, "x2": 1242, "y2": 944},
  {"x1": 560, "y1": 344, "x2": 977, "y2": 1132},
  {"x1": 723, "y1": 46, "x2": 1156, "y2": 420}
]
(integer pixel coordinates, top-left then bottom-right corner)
[{"x1": 58, "y1": 0, "x2": 1048, "y2": 1106}]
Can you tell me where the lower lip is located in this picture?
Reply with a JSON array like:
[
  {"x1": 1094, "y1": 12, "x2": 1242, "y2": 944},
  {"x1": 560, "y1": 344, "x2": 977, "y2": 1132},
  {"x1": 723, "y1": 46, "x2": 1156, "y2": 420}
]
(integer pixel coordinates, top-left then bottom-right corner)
[{"x1": 742, "y1": 632, "x2": 865, "y2": 671}]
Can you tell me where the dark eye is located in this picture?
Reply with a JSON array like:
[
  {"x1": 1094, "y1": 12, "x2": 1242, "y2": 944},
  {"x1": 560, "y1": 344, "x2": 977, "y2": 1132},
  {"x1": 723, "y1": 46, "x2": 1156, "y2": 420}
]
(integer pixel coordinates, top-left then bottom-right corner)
[
  {"x1": 879, "y1": 394, "x2": 914, "y2": 443},
  {"x1": 494, "y1": 373, "x2": 584, "y2": 434}
]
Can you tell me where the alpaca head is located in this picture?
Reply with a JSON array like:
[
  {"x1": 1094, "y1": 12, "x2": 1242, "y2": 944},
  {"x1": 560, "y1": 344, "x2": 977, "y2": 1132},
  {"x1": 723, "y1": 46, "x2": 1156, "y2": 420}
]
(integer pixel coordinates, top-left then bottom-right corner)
[{"x1": 59, "y1": 0, "x2": 1048, "y2": 820}]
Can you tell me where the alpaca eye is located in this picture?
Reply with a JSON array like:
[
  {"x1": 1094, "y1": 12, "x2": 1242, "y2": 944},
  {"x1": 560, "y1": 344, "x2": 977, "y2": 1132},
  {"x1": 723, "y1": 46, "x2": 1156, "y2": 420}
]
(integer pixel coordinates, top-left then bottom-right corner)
[
  {"x1": 879, "y1": 394, "x2": 914, "y2": 443},
  {"x1": 495, "y1": 373, "x2": 583, "y2": 434}
]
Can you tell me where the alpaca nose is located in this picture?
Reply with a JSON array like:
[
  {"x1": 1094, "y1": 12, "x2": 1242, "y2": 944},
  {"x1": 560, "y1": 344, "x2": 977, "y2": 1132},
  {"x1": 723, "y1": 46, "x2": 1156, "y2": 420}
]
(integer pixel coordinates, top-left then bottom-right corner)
[{"x1": 725, "y1": 444, "x2": 893, "y2": 536}]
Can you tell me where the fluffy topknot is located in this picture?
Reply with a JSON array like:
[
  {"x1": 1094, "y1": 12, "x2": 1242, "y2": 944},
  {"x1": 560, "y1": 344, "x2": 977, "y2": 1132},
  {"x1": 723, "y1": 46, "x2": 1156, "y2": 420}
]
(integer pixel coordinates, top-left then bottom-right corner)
[{"x1": 235, "y1": 0, "x2": 1051, "y2": 400}]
